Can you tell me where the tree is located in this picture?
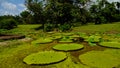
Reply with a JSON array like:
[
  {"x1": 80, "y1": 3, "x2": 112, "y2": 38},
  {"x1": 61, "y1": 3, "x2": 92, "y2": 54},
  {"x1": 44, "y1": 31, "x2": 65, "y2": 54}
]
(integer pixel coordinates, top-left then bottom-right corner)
[
  {"x1": 20, "y1": 10, "x2": 33, "y2": 24},
  {"x1": 90, "y1": 0, "x2": 120, "y2": 24},
  {"x1": 25, "y1": 0, "x2": 44, "y2": 26}
]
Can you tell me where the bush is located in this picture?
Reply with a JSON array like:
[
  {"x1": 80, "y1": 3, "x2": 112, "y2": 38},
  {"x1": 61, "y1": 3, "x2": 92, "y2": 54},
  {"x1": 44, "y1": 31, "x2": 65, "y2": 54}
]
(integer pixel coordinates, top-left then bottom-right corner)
[
  {"x1": 0, "y1": 29, "x2": 8, "y2": 35},
  {"x1": 0, "y1": 19, "x2": 17, "y2": 30},
  {"x1": 59, "y1": 23, "x2": 72, "y2": 32},
  {"x1": 43, "y1": 23, "x2": 55, "y2": 32}
]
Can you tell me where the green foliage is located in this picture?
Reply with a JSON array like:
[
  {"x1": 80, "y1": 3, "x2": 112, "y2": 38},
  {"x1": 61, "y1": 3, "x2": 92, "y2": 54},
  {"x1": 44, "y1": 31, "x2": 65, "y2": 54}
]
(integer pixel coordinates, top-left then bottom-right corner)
[
  {"x1": 0, "y1": 19, "x2": 17, "y2": 30},
  {"x1": 44, "y1": 23, "x2": 54, "y2": 32},
  {"x1": 59, "y1": 36, "x2": 73, "y2": 43},
  {"x1": 23, "y1": 51, "x2": 67, "y2": 65},
  {"x1": 59, "y1": 24, "x2": 72, "y2": 32},
  {"x1": 53, "y1": 43, "x2": 84, "y2": 51},
  {"x1": 90, "y1": 0, "x2": 120, "y2": 24},
  {"x1": 99, "y1": 42, "x2": 120, "y2": 48},
  {"x1": 85, "y1": 35, "x2": 101, "y2": 43},
  {"x1": 0, "y1": 29, "x2": 8, "y2": 34},
  {"x1": 20, "y1": 10, "x2": 33, "y2": 24}
]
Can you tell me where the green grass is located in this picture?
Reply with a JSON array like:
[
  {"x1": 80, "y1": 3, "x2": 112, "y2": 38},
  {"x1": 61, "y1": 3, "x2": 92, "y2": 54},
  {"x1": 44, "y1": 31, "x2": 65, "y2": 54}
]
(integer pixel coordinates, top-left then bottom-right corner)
[
  {"x1": 3, "y1": 24, "x2": 41, "y2": 36},
  {"x1": 31, "y1": 38, "x2": 53, "y2": 44},
  {"x1": 72, "y1": 22, "x2": 120, "y2": 33}
]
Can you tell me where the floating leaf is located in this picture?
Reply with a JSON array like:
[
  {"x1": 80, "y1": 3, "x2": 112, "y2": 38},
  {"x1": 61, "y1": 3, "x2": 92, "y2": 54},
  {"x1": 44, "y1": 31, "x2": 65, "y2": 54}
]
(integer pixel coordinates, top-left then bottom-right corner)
[
  {"x1": 53, "y1": 43, "x2": 84, "y2": 51},
  {"x1": 79, "y1": 51, "x2": 120, "y2": 68},
  {"x1": 99, "y1": 42, "x2": 120, "y2": 49},
  {"x1": 23, "y1": 51, "x2": 67, "y2": 65}
]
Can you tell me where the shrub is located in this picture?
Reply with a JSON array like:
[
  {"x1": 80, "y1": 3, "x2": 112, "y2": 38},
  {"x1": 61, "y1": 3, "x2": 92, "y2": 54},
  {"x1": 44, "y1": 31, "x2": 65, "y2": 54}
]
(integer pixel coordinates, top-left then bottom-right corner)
[
  {"x1": 23, "y1": 51, "x2": 67, "y2": 65},
  {"x1": 44, "y1": 23, "x2": 54, "y2": 32},
  {"x1": 0, "y1": 19, "x2": 17, "y2": 30},
  {"x1": 59, "y1": 23, "x2": 72, "y2": 32},
  {"x1": 0, "y1": 29, "x2": 8, "y2": 35}
]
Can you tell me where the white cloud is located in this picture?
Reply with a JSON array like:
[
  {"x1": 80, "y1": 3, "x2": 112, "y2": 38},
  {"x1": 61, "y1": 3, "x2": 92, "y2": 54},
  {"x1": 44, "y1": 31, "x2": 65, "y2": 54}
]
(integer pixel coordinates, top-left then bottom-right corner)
[
  {"x1": 0, "y1": 1, "x2": 26, "y2": 16},
  {"x1": 18, "y1": 3, "x2": 27, "y2": 11},
  {"x1": 18, "y1": 4, "x2": 25, "y2": 8},
  {"x1": 1, "y1": 2, "x2": 17, "y2": 11}
]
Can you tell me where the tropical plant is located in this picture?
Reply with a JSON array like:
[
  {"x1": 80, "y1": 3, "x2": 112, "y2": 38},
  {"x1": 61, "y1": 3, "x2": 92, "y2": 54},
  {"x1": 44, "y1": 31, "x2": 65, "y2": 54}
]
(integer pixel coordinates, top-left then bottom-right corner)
[
  {"x1": 79, "y1": 51, "x2": 120, "y2": 68},
  {"x1": 23, "y1": 51, "x2": 67, "y2": 65},
  {"x1": 99, "y1": 42, "x2": 120, "y2": 49},
  {"x1": 59, "y1": 36, "x2": 73, "y2": 43},
  {"x1": 53, "y1": 43, "x2": 84, "y2": 51}
]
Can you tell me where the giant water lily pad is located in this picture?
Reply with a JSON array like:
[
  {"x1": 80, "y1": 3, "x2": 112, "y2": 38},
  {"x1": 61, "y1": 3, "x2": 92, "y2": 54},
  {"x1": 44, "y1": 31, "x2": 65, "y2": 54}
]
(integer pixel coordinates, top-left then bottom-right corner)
[
  {"x1": 23, "y1": 51, "x2": 67, "y2": 65},
  {"x1": 103, "y1": 49, "x2": 120, "y2": 59},
  {"x1": 32, "y1": 38, "x2": 53, "y2": 44},
  {"x1": 79, "y1": 51, "x2": 120, "y2": 68},
  {"x1": 99, "y1": 42, "x2": 120, "y2": 49},
  {"x1": 53, "y1": 43, "x2": 84, "y2": 51},
  {"x1": 51, "y1": 36, "x2": 62, "y2": 40}
]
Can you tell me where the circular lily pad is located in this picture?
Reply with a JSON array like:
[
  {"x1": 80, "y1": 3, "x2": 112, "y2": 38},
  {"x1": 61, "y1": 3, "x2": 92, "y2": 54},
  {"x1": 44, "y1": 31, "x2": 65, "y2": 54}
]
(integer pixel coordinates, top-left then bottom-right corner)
[
  {"x1": 53, "y1": 43, "x2": 84, "y2": 51},
  {"x1": 23, "y1": 51, "x2": 67, "y2": 65},
  {"x1": 32, "y1": 38, "x2": 53, "y2": 44},
  {"x1": 99, "y1": 42, "x2": 120, "y2": 49},
  {"x1": 79, "y1": 51, "x2": 120, "y2": 68},
  {"x1": 51, "y1": 36, "x2": 62, "y2": 40}
]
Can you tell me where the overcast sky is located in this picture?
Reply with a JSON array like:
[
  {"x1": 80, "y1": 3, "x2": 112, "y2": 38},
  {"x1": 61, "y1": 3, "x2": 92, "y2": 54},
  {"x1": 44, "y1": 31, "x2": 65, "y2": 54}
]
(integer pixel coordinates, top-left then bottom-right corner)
[{"x1": 0, "y1": 0, "x2": 120, "y2": 16}]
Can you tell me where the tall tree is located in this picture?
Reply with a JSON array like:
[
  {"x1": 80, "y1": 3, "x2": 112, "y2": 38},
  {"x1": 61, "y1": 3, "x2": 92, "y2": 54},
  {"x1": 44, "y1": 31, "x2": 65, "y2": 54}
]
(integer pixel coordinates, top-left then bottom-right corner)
[{"x1": 25, "y1": 0, "x2": 44, "y2": 25}]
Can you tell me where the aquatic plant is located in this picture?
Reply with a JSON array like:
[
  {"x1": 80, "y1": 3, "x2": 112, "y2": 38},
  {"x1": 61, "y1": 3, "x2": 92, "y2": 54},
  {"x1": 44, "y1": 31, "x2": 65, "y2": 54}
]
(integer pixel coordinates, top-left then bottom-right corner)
[
  {"x1": 23, "y1": 51, "x2": 67, "y2": 65},
  {"x1": 99, "y1": 42, "x2": 120, "y2": 49},
  {"x1": 85, "y1": 35, "x2": 101, "y2": 43},
  {"x1": 59, "y1": 36, "x2": 73, "y2": 43},
  {"x1": 79, "y1": 51, "x2": 120, "y2": 68},
  {"x1": 53, "y1": 43, "x2": 84, "y2": 51}
]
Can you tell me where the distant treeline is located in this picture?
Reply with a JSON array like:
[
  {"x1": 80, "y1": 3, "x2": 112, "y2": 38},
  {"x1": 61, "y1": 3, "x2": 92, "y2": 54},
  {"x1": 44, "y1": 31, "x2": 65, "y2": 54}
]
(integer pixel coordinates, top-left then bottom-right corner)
[{"x1": 0, "y1": 0, "x2": 120, "y2": 31}]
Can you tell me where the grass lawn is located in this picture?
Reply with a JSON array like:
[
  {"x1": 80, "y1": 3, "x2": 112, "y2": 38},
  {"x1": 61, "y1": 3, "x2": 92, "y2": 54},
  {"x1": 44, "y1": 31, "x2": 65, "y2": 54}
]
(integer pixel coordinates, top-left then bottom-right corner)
[
  {"x1": 72, "y1": 22, "x2": 120, "y2": 34},
  {"x1": 0, "y1": 23, "x2": 120, "y2": 68}
]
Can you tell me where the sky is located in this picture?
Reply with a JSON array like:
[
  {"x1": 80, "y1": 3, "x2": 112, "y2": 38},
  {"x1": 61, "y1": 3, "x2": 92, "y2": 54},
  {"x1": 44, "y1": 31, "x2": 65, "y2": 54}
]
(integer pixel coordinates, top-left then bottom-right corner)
[
  {"x1": 0, "y1": 0, "x2": 120, "y2": 16},
  {"x1": 0, "y1": 0, "x2": 26, "y2": 16}
]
